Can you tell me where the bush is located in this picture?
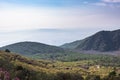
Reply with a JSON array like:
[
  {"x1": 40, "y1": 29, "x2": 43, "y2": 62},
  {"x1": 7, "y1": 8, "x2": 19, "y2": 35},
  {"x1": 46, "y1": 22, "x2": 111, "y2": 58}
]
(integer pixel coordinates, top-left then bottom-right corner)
[
  {"x1": 108, "y1": 71, "x2": 116, "y2": 77},
  {"x1": 5, "y1": 49, "x2": 11, "y2": 53},
  {"x1": 85, "y1": 75, "x2": 100, "y2": 80},
  {"x1": 56, "y1": 72, "x2": 84, "y2": 80}
]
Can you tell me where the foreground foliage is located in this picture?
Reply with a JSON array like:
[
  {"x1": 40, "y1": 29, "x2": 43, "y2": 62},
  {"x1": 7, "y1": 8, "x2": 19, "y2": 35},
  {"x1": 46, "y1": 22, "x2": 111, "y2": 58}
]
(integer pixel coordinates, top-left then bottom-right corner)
[{"x1": 0, "y1": 50, "x2": 120, "y2": 80}]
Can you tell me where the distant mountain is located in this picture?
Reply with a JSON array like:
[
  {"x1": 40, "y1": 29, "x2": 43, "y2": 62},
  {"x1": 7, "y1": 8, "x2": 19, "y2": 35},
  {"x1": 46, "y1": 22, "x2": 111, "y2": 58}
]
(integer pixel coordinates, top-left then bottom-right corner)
[
  {"x1": 0, "y1": 41, "x2": 65, "y2": 55},
  {"x1": 61, "y1": 29, "x2": 120, "y2": 52}
]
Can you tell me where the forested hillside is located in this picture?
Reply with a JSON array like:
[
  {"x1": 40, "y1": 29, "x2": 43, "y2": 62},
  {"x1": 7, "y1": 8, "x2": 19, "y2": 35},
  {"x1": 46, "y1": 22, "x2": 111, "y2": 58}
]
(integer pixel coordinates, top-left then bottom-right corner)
[
  {"x1": 61, "y1": 29, "x2": 120, "y2": 52},
  {"x1": 0, "y1": 41, "x2": 65, "y2": 55},
  {"x1": 0, "y1": 50, "x2": 120, "y2": 80}
]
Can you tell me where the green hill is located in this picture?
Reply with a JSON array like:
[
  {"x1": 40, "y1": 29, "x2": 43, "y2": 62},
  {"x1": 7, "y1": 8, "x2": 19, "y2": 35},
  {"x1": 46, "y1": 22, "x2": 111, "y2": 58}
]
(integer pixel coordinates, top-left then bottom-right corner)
[
  {"x1": 0, "y1": 50, "x2": 84, "y2": 80},
  {"x1": 0, "y1": 41, "x2": 65, "y2": 55},
  {"x1": 61, "y1": 29, "x2": 120, "y2": 52}
]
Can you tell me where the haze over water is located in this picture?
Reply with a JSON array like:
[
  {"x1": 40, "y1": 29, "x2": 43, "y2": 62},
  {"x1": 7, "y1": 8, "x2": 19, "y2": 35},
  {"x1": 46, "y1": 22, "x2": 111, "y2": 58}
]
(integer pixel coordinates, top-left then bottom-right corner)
[{"x1": 0, "y1": 0, "x2": 120, "y2": 46}]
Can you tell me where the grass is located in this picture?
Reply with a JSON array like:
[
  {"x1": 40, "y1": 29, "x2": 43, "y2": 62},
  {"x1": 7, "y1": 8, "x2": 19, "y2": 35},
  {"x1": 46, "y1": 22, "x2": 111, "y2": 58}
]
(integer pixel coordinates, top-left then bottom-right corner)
[{"x1": 0, "y1": 50, "x2": 120, "y2": 80}]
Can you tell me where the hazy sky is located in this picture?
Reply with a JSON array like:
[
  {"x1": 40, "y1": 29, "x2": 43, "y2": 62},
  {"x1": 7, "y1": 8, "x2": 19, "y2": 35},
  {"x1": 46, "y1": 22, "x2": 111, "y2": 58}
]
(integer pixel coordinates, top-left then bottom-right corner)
[{"x1": 0, "y1": 0, "x2": 120, "y2": 46}]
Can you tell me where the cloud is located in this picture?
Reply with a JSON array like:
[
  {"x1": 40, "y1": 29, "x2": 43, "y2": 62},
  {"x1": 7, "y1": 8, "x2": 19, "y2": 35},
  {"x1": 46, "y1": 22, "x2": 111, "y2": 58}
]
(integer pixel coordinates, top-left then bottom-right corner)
[
  {"x1": 0, "y1": 2, "x2": 120, "y2": 32},
  {"x1": 102, "y1": 0, "x2": 120, "y2": 3},
  {"x1": 0, "y1": 1, "x2": 120, "y2": 46},
  {"x1": 92, "y1": 0, "x2": 120, "y2": 8},
  {"x1": 92, "y1": 2, "x2": 107, "y2": 6}
]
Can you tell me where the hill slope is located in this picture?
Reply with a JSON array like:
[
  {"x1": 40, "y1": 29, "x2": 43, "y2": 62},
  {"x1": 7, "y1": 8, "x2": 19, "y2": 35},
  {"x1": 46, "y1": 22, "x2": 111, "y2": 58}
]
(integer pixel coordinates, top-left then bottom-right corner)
[
  {"x1": 0, "y1": 50, "x2": 51, "y2": 80},
  {"x1": 61, "y1": 29, "x2": 120, "y2": 52},
  {"x1": 0, "y1": 41, "x2": 65, "y2": 55},
  {"x1": 1, "y1": 50, "x2": 120, "y2": 80}
]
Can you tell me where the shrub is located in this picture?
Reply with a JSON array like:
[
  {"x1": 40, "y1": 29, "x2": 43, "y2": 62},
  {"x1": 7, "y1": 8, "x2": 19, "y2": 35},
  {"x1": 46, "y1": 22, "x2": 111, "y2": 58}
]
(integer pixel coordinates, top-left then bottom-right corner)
[
  {"x1": 108, "y1": 71, "x2": 116, "y2": 77},
  {"x1": 56, "y1": 72, "x2": 84, "y2": 80},
  {"x1": 85, "y1": 75, "x2": 100, "y2": 80},
  {"x1": 5, "y1": 49, "x2": 11, "y2": 53}
]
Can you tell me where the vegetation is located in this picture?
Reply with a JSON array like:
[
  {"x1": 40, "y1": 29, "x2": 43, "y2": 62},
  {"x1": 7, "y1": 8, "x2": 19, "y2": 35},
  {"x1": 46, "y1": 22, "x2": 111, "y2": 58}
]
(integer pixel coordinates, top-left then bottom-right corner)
[
  {"x1": 0, "y1": 50, "x2": 120, "y2": 80},
  {"x1": 0, "y1": 41, "x2": 65, "y2": 55},
  {"x1": 5, "y1": 49, "x2": 11, "y2": 53},
  {"x1": 61, "y1": 29, "x2": 120, "y2": 52},
  {"x1": 30, "y1": 51, "x2": 120, "y2": 67},
  {"x1": 0, "y1": 29, "x2": 120, "y2": 80}
]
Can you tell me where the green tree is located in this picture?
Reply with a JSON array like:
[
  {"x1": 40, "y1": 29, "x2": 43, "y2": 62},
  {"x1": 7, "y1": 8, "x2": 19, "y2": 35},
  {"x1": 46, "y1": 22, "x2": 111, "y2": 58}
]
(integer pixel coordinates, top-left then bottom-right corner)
[
  {"x1": 5, "y1": 49, "x2": 11, "y2": 53},
  {"x1": 108, "y1": 71, "x2": 116, "y2": 77}
]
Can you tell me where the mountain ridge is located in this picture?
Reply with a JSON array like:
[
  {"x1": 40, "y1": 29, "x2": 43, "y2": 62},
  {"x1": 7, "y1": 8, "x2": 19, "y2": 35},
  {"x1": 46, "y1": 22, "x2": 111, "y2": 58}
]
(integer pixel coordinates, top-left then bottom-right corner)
[
  {"x1": 0, "y1": 41, "x2": 65, "y2": 55},
  {"x1": 61, "y1": 29, "x2": 120, "y2": 52}
]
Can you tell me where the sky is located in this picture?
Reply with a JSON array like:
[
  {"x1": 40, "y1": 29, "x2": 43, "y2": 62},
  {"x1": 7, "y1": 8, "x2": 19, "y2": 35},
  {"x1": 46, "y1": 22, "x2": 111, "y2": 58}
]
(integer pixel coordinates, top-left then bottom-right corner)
[{"x1": 0, "y1": 0, "x2": 120, "y2": 46}]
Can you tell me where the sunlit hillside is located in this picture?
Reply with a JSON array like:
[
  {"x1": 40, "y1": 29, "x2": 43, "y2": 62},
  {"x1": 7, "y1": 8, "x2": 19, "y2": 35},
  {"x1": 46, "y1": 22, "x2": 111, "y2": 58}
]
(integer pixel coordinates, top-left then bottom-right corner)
[{"x1": 0, "y1": 50, "x2": 120, "y2": 80}]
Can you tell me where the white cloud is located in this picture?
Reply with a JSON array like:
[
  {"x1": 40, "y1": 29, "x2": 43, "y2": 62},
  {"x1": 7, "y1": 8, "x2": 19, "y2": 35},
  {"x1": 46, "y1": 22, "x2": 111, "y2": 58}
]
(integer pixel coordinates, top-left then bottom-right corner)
[
  {"x1": 0, "y1": 2, "x2": 120, "y2": 32},
  {"x1": 92, "y1": 2, "x2": 107, "y2": 6},
  {"x1": 102, "y1": 0, "x2": 120, "y2": 3},
  {"x1": 0, "y1": 2, "x2": 120, "y2": 46},
  {"x1": 92, "y1": 0, "x2": 120, "y2": 8}
]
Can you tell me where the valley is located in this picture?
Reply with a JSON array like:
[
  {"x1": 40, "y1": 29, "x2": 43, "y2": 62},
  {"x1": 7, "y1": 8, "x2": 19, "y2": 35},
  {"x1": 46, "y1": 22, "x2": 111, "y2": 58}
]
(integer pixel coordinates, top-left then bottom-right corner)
[
  {"x1": 0, "y1": 49, "x2": 120, "y2": 80},
  {"x1": 0, "y1": 29, "x2": 120, "y2": 80}
]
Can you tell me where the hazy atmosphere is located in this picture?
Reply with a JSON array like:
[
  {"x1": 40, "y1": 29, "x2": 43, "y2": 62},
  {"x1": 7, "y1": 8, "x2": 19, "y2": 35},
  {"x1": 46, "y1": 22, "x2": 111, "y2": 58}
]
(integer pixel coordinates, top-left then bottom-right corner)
[
  {"x1": 0, "y1": 1, "x2": 120, "y2": 80},
  {"x1": 0, "y1": 0, "x2": 120, "y2": 46}
]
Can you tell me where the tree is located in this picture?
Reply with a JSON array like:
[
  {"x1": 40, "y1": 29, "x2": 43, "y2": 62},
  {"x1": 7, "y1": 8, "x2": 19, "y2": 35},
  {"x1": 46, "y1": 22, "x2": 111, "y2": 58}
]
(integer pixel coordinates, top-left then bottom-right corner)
[
  {"x1": 5, "y1": 49, "x2": 11, "y2": 53},
  {"x1": 108, "y1": 71, "x2": 116, "y2": 77}
]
